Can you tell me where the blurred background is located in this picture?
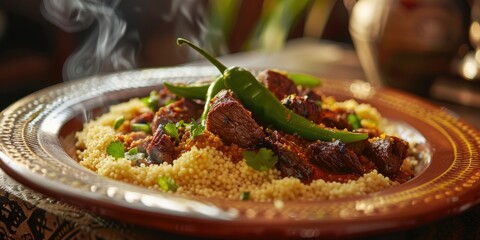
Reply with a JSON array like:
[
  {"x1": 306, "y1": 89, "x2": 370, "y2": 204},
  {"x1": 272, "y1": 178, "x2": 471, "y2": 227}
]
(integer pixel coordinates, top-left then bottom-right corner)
[{"x1": 0, "y1": 0, "x2": 479, "y2": 120}]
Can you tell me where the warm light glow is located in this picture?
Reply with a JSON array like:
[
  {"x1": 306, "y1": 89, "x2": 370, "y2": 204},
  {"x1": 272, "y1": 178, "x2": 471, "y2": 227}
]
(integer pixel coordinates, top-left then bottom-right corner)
[
  {"x1": 461, "y1": 53, "x2": 478, "y2": 80},
  {"x1": 350, "y1": 0, "x2": 386, "y2": 38},
  {"x1": 349, "y1": 80, "x2": 375, "y2": 99},
  {"x1": 470, "y1": 21, "x2": 480, "y2": 45}
]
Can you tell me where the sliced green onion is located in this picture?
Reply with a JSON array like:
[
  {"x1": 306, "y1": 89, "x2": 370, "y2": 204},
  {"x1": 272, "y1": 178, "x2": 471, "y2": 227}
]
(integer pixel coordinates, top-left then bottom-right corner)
[
  {"x1": 131, "y1": 123, "x2": 151, "y2": 133},
  {"x1": 347, "y1": 113, "x2": 362, "y2": 130},
  {"x1": 128, "y1": 147, "x2": 138, "y2": 155},
  {"x1": 240, "y1": 191, "x2": 250, "y2": 201},
  {"x1": 157, "y1": 176, "x2": 178, "y2": 192},
  {"x1": 113, "y1": 116, "x2": 125, "y2": 130},
  {"x1": 125, "y1": 147, "x2": 145, "y2": 161},
  {"x1": 141, "y1": 90, "x2": 160, "y2": 111}
]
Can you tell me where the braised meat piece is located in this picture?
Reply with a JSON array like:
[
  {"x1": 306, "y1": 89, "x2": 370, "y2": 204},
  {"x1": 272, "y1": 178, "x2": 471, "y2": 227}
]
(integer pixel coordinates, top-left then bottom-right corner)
[
  {"x1": 266, "y1": 130, "x2": 316, "y2": 183},
  {"x1": 257, "y1": 70, "x2": 298, "y2": 100},
  {"x1": 363, "y1": 136, "x2": 409, "y2": 177},
  {"x1": 130, "y1": 112, "x2": 154, "y2": 124},
  {"x1": 206, "y1": 90, "x2": 265, "y2": 148},
  {"x1": 157, "y1": 87, "x2": 176, "y2": 107},
  {"x1": 151, "y1": 98, "x2": 203, "y2": 133},
  {"x1": 119, "y1": 131, "x2": 149, "y2": 150},
  {"x1": 308, "y1": 140, "x2": 363, "y2": 174},
  {"x1": 318, "y1": 109, "x2": 352, "y2": 130},
  {"x1": 146, "y1": 126, "x2": 176, "y2": 164},
  {"x1": 281, "y1": 95, "x2": 320, "y2": 123},
  {"x1": 345, "y1": 140, "x2": 368, "y2": 156},
  {"x1": 300, "y1": 88, "x2": 323, "y2": 102}
]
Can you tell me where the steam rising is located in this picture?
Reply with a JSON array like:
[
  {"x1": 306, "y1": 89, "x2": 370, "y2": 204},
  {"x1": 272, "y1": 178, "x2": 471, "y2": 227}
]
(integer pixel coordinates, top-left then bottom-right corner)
[
  {"x1": 42, "y1": 0, "x2": 222, "y2": 81},
  {"x1": 41, "y1": 0, "x2": 138, "y2": 80}
]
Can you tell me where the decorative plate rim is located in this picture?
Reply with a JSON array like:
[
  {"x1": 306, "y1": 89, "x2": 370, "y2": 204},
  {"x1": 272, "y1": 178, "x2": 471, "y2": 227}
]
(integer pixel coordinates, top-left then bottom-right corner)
[{"x1": 0, "y1": 66, "x2": 479, "y2": 238}]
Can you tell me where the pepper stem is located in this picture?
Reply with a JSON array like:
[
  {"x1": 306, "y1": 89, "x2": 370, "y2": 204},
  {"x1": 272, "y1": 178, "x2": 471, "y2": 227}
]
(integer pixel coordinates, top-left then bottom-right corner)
[{"x1": 177, "y1": 38, "x2": 227, "y2": 73}]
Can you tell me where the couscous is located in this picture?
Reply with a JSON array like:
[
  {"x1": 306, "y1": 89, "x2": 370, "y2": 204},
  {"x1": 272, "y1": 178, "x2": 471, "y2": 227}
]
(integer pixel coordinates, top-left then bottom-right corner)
[
  {"x1": 75, "y1": 72, "x2": 416, "y2": 202},
  {"x1": 76, "y1": 38, "x2": 417, "y2": 202}
]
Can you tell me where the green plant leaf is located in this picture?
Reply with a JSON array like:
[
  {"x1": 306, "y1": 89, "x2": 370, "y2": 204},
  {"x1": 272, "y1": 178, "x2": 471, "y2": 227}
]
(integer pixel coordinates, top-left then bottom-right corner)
[
  {"x1": 243, "y1": 148, "x2": 278, "y2": 171},
  {"x1": 189, "y1": 120, "x2": 205, "y2": 139},
  {"x1": 106, "y1": 141, "x2": 125, "y2": 159},
  {"x1": 164, "y1": 122, "x2": 179, "y2": 140}
]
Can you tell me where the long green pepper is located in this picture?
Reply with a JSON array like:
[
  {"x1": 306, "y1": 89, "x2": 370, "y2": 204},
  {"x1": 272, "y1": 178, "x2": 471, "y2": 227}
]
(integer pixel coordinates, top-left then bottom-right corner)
[
  {"x1": 200, "y1": 75, "x2": 226, "y2": 123},
  {"x1": 164, "y1": 82, "x2": 210, "y2": 100},
  {"x1": 164, "y1": 76, "x2": 226, "y2": 123},
  {"x1": 176, "y1": 38, "x2": 368, "y2": 143},
  {"x1": 163, "y1": 72, "x2": 322, "y2": 100}
]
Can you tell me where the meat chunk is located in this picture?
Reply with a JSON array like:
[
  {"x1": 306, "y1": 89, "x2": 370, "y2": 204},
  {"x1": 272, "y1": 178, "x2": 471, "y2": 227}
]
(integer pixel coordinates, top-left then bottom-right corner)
[
  {"x1": 119, "y1": 131, "x2": 149, "y2": 150},
  {"x1": 266, "y1": 130, "x2": 315, "y2": 183},
  {"x1": 363, "y1": 136, "x2": 409, "y2": 177},
  {"x1": 308, "y1": 140, "x2": 363, "y2": 174},
  {"x1": 146, "y1": 127, "x2": 176, "y2": 164},
  {"x1": 206, "y1": 90, "x2": 265, "y2": 148},
  {"x1": 157, "y1": 87, "x2": 176, "y2": 107},
  {"x1": 130, "y1": 135, "x2": 152, "y2": 154},
  {"x1": 257, "y1": 70, "x2": 298, "y2": 100},
  {"x1": 318, "y1": 109, "x2": 352, "y2": 130},
  {"x1": 281, "y1": 95, "x2": 320, "y2": 123},
  {"x1": 130, "y1": 112, "x2": 154, "y2": 124},
  {"x1": 300, "y1": 88, "x2": 323, "y2": 102},
  {"x1": 151, "y1": 98, "x2": 203, "y2": 133}
]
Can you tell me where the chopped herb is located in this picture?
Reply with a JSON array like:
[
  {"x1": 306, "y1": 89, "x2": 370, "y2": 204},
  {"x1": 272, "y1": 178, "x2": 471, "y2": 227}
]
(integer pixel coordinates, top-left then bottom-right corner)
[
  {"x1": 131, "y1": 123, "x2": 151, "y2": 133},
  {"x1": 128, "y1": 147, "x2": 138, "y2": 155},
  {"x1": 106, "y1": 141, "x2": 125, "y2": 159},
  {"x1": 141, "y1": 90, "x2": 160, "y2": 111},
  {"x1": 347, "y1": 113, "x2": 362, "y2": 130},
  {"x1": 243, "y1": 148, "x2": 278, "y2": 171},
  {"x1": 125, "y1": 148, "x2": 145, "y2": 161},
  {"x1": 240, "y1": 191, "x2": 250, "y2": 201},
  {"x1": 188, "y1": 120, "x2": 204, "y2": 139},
  {"x1": 164, "y1": 122, "x2": 179, "y2": 140},
  {"x1": 315, "y1": 100, "x2": 322, "y2": 109},
  {"x1": 157, "y1": 176, "x2": 178, "y2": 192},
  {"x1": 113, "y1": 116, "x2": 125, "y2": 130},
  {"x1": 164, "y1": 99, "x2": 176, "y2": 106},
  {"x1": 176, "y1": 120, "x2": 185, "y2": 128}
]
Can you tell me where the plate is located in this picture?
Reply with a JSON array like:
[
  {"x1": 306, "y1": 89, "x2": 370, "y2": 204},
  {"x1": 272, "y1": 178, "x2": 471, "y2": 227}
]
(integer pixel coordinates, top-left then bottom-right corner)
[{"x1": 0, "y1": 66, "x2": 479, "y2": 238}]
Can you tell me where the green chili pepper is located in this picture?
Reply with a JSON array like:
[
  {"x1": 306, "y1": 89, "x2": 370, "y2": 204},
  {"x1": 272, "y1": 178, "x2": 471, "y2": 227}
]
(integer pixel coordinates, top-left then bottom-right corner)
[
  {"x1": 176, "y1": 38, "x2": 368, "y2": 143},
  {"x1": 287, "y1": 72, "x2": 323, "y2": 87},
  {"x1": 163, "y1": 82, "x2": 210, "y2": 100},
  {"x1": 165, "y1": 72, "x2": 320, "y2": 103},
  {"x1": 164, "y1": 77, "x2": 226, "y2": 125},
  {"x1": 200, "y1": 75, "x2": 226, "y2": 123},
  {"x1": 164, "y1": 75, "x2": 226, "y2": 124}
]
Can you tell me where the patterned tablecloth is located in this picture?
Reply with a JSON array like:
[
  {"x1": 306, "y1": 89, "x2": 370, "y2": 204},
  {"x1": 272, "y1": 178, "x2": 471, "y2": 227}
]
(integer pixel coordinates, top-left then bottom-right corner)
[{"x1": 2, "y1": 167, "x2": 480, "y2": 240}]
